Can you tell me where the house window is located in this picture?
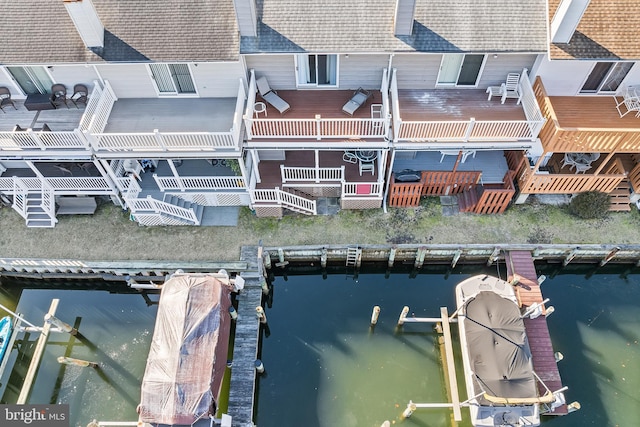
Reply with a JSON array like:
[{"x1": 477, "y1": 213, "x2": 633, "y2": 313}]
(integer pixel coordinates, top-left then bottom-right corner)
[
  {"x1": 6, "y1": 66, "x2": 54, "y2": 95},
  {"x1": 580, "y1": 62, "x2": 633, "y2": 94},
  {"x1": 149, "y1": 63, "x2": 196, "y2": 94},
  {"x1": 296, "y1": 55, "x2": 338, "y2": 87},
  {"x1": 437, "y1": 54, "x2": 485, "y2": 86}
]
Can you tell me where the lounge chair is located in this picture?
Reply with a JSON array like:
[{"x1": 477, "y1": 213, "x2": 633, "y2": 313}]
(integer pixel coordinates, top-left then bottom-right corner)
[
  {"x1": 256, "y1": 76, "x2": 291, "y2": 114},
  {"x1": 342, "y1": 87, "x2": 371, "y2": 115}
]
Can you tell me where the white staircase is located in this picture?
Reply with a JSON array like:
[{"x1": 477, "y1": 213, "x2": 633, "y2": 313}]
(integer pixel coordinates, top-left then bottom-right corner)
[{"x1": 19, "y1": 193, "x2": 57, "y2": 228}]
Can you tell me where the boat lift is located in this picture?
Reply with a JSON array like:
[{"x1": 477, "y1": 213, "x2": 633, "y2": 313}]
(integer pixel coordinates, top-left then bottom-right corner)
[
  {"x1": 0, "y1": 299, "x2": 79, "y2": 403},
  {"x1": 397, "y1": 305, "x2": 464, "y2": 421}
]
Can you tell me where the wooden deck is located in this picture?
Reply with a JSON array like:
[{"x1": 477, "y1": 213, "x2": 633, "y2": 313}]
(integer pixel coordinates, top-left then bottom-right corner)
[
  {"x1": 257, "y1": 89, "x2": 384, "y2": 120},
  {"x1": 548, "y1": 95, "x2": 640, "y2": 130},
  {"x1": 505, "y1": 250, "x2": 567, "y2": 416},
  {"x1": 397, "y1": 89, "x2": 526, "y2": 121},
  {"x1": 255, "y1": 150, "x2": 378, "y2": 188},
  {"x1": 0, "y1": 99, "x2": 85, "y2": 132}
]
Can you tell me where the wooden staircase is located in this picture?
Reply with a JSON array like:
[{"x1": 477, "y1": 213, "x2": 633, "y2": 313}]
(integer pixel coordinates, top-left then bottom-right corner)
[
  {"x1": 457, "y1": 185, "x2": 482, "y2": 213},
  {"x1": 609, "y1": 179, "x2": 632, "y2": 211}
]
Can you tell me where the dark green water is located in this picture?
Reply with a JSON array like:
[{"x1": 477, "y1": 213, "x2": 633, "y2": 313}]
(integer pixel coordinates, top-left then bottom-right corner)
[
  {"x1": 1, "y1": 265, "x2": 639, "y2": 427},
  {"x1": 256, "y1": 265, "x2": 640, "y2": 427}
]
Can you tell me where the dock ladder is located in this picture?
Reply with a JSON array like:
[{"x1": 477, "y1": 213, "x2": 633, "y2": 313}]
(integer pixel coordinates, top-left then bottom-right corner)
[{"x1": 346, "y1": 246, "x2": 362, "y2": 280}]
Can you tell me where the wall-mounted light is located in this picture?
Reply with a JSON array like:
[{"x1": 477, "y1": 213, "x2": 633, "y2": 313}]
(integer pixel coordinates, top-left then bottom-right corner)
[
  {"x1": 345, "y1": 54, "x2": 349, "y2": 59},
  {"x1": 493, "y1": 54, "x2": 498, "y2": 59}
]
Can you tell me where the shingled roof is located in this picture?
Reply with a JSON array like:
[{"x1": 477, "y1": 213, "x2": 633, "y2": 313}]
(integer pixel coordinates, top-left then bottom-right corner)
[
  {"x1": 241, "y1": 0, "x2": 548, "y2": 54},
  {"x1": 0, "y1": 0, "x2": 239, "y2": 64},
  {"x1": 549, "y1": 0, "x2": 640, "y2": 60}
]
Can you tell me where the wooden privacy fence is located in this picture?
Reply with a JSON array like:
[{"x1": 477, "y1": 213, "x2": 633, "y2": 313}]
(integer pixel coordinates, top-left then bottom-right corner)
[
  {"x1": 388, "y1": 171, "x2": 482, "y2": 207},
  {"x1": 472, "y1": 172, "x2": 516, "y2": 214}
]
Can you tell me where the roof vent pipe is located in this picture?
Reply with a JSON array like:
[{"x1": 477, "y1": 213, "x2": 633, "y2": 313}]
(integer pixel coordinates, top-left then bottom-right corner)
[
  {"x1": 394, "y1": 0, "x2": 417, "y2": 36},
  {"x1": 551, "y1": 0, "x2": 591, "y2": 43},
  {"x1": 63, "y1": 0, "x2": 104, "y2": 48},
  {"x1": 233, "y1": 0, "x2": 258, "y2": 37}
]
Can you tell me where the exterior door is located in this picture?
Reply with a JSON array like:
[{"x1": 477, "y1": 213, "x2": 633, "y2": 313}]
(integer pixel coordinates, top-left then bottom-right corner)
[
  {"x1": 149, "y1": 63, "x2": 196, "y2": 94},
  {"x1": 296, "y1": 54, "x2": 338, "y2": 87},
  {"x1": 6, "y1": 66, "x2": 54, "y2": 95},
  {"x1": 580, "y1": 62, "x2": 634, "y2": 94},
  {"x1": 437, "y1": 54, "x2": 485, "y2": 86}
]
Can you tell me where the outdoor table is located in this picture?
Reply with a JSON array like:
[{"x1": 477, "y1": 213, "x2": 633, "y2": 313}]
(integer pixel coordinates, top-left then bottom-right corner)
[{"x1": 24, "y1": 93, "x2": 55, "y2": 111}]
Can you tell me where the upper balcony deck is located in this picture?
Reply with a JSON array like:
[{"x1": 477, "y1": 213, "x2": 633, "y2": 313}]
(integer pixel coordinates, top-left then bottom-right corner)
[
  {"x1": 534, "y1": 77, "x2": 640, "y2": 153},
  {"x1": 0, "y1": 81, "x2": 246, "y2": 157},
  {"x1": 244, "y1": 69, "x2": 390, "y2": 147},
  {"x1": 391, "y1": 69, "x2": 545, "y2": 146}
]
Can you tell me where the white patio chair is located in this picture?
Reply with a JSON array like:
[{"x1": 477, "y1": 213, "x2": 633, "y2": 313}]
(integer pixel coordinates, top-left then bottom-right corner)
[
  {"x1": 256, "y1": 76, "x2": 291, "y2": 114},
  {"x1": 574, "y1": 162, "x2": 592, "y2": 174},
  {"x1": 614, "y1": 90, "x2": 640, "y2": 118},
  {"x1": 359, "y1": 160, "x2": 375, "y2": 176},
  {"x1": 343, "y1": 151, "x2": 358, "y2": 164},
  {"x1": 500, "y1": 73, "x2": 522, "y2": 105}
]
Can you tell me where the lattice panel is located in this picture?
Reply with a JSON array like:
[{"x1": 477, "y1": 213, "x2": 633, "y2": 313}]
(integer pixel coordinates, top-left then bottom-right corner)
[
  {"x1": 254, "y1": 206, "x2": 283, "y2": 218},
  {"x1": 341, "y1": 198, "x2": 382, "y2": 210},
  {"x1": 133, "y1": 213, "x2": 191, "y2": 226}
]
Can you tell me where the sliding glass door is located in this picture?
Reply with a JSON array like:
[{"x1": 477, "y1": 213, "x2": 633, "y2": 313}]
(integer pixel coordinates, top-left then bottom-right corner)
[
  {"x1": 149, "y1": 63, "x2": 196, "y2": 95},
  {"x1": 296, "y1": 54, "x2": 338, "y2": 87},
  {"x1": 437, "y1": 54, "x2": 485, "y2": 87},
  {"x1": 6, "y1": 66, "x2": 54, "y2": 94}
]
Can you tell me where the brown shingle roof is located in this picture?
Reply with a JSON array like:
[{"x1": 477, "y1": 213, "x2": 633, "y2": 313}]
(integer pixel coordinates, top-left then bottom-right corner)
[
  {"x1": 0, "y1": 0, "x2": 239, "y2": 64},
  {"x1": 549, "y1": 0, "x2": 640, "y2": 60}
]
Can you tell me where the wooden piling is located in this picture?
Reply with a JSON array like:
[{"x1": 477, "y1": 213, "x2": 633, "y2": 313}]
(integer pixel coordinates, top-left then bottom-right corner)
[
  {"x1": 486, "y1": 247, "x2": 501, "y2": 266},
  {"x1": 388, "y1": 246, "x2": 397, "y2": 268}
]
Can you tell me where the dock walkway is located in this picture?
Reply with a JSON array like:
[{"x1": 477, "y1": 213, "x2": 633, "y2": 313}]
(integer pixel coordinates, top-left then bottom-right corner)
[{"x1": 505, "y1": 250, "x2": 567, "y2": 416}]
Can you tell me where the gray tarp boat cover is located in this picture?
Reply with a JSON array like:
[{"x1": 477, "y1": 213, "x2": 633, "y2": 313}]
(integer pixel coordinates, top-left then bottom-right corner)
[
  {"x1": 138, "y1": 275, "x2": 233, "y2": 425},
  {"x1": 463, "y1": 291, "x2": 537, "y2": 405}
]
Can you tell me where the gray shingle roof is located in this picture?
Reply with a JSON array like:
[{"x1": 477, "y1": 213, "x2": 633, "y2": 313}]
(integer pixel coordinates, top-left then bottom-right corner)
[
  {"x1": 241, "y1": 0, "x2": 548, "y2": 54},
  {"x1": 0, "y1": 0, "x2": 239, "y2": 64}
]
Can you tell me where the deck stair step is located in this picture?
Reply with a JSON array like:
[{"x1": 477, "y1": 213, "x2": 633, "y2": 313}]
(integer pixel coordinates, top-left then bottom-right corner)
[
  {"x1": 161, "y1": 195, "x2": 204, "y2": 225},
  {"x1": 609, "y1": 180, "x2": 631, "y2": 212},
  {"x1": 457, "y1": 185, "x2": 482, "y2": 213},
  {"x1": 346, "y1": 246, "x2": 361, "y2": 267},
  {"x1": 23, "y1": 192, "x2": 56, "y2": 228}
]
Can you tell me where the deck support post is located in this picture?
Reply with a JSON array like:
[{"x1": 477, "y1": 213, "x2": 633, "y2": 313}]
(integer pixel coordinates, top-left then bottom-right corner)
[
  {"x1": 414, "y1": 247, "x2": 427, "y2": 269},
  {"x1": 370, "y1": 306, "x2": 381, "y2": 326},
  {"x1": 275, "y1": 248, "x2": 289, "y2": 268},
  {"x1": 397, "y1": 306, "x2": 409, "y2": 326},
  {"x1": 487, "y1": 246, "x2": 501, "y2": 266},
  {"x1": 600, "y1": 246, "x2": 621, "y2": 266},
  {"x1": 388, "y1": 246, "x2": 397, "y2": 268},
  {"x1": 563, "y1": 247, "x2": 580, "y2": 266}
]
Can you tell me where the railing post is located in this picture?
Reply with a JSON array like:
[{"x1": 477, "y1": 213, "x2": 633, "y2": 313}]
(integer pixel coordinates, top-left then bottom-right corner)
[
  {"x1": 280, "y1": 164, "x2": 287, "y2": 183},
  {"x1": 464, "y1": 118, "x2": 475, "y2": 141},
  {"x1": 154, "y1": 129, "x2": 168, "y2": 151},
  {"x1": 315, "y1": 114, "x2": 322, "y2": 140}
]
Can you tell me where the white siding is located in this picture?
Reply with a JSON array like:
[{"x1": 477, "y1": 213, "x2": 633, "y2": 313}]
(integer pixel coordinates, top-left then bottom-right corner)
[
  {"x1": 477, "y1": 54, "x2": 538, "y2": 87},
  {"x1": 192, "y1": 62, "x2": 245, "y2": 97},
  {"x1": 97, "y1": 63, "x2": 156, "y2": 98},
  {"x1": 339, "y1": 54, "x2": 388, "y2": 90},
  {"x1": 394, "y1": 0, "x2": 416, "y2": 36},
  {"x1": 245, "y1": 55, "x2": 296, "y2": 89},
  {"x1": 392, "y1": 54, "x2": 442, "y2": 89},
  {"x1": 48, "y1": 65, "x2": 100, "y2": 95}
]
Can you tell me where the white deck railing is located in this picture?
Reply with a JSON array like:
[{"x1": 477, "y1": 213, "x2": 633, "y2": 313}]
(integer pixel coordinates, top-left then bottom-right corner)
[
  {"x1": 342, "y1": 181, "x2": 383, "y2": 197},
  {"x1": 251, "y1": 188, "x2": 316, "y2": 215},
  {"x1": 0, "y1": 177, "x2": 113, "y2": 193},
  {"x1": 154, "y1": 175, "x2": 246, "y2": 191},
  {"x1": 0, "y1": 130, "x2": 88, "y2": 151},
  {"x1": 280, "y1": 165, "x2": 344, "y2": 183},
  {"x1": 79, "y1": 81, "x2": 104, "y2": 131},
  {"x1": 391, "y1": 68, "x2": 545, "y2": 143},
  {"x1": 126, "y1": 196, "x2": 200, "y2": 225},
  {"x1": 12, "y1": 179, "x2": 28, "y2": 219},
  {"x1": 245, "y1": 69, "x2": 388, "y2": 140},
  {"x1": 86, "y1": 80, "x2": 117, "y2": 134}
]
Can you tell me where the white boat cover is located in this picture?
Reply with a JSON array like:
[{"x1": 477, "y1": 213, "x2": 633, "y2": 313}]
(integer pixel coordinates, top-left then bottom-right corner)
[
  {"x1": 138, "y1": 275, "x2": 233, "y2": 425},
  {"x1": 463, "y1": 291, "x2": 538, "y2": 405}
]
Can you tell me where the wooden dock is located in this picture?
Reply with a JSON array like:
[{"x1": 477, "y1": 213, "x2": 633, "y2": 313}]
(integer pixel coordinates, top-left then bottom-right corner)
[
  {"x1": 226, "y1": 246, "x2": 263, "y2": 425},
  {"x1": 505, "y1": 250, "x2": 567, "y2": 416}
]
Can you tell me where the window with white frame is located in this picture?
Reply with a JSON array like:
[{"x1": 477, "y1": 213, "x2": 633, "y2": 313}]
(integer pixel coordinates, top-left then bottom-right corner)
[{"x1": 296, "y1": 54, "x2": 338, "y2": 87}]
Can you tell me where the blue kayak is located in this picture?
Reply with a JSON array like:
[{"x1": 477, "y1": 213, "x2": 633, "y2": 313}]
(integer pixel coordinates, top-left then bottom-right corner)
[{"x1": 0, "y1": 316, "x2": 13, "y2": 361}]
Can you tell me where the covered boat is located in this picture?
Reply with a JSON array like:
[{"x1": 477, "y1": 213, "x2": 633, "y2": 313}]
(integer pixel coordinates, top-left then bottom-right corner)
[
  {"x1": 456, "y1": 275, "x2": 554, "y2": 427},
  {"x1": 0, "y1": 315, "x2": 12, "y2": 361},
  {"x1": 137, "y1": 274, "x2": 234, "y2": 426}
]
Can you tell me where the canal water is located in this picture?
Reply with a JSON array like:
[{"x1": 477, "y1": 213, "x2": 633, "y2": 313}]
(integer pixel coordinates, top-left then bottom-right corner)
[{"x1": 0, "y1": 264, "x2": 638, "y2": 427}]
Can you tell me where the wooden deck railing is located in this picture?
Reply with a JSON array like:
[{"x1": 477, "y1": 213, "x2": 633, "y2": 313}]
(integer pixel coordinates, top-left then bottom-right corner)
[
  {"x1": 342, "y1": 182, "x2": 382, "y2": 197},
  {"x1": 533, "y1": 77, "x2": 640, "y2": 152},
  {"x1": 628, "y1": 162, "x2": 640, "y2": 193},
  {"x1": 280, "y1": 165, "x2": 344, "y2": 183},
  {"x1": 391, "y1": 69, "x2": 544, "y2": 143},
  {"x1": 473, "y1": 172, "x2": 516, "y2": 214}
]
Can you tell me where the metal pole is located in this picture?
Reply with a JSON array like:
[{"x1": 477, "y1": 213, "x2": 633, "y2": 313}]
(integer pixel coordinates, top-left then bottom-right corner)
[{"x1": 0, "y1": 302, "x2": 38, "y2": 329}]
